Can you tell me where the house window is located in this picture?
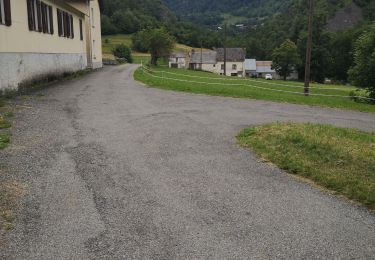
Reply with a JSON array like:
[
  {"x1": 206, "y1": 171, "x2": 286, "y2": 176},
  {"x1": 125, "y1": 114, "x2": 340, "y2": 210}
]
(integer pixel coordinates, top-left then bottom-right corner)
[
  {"x1": 0, "y1": 0, "x2": 11, "y2": 26},
  {"x1": 213, "y1": 64, "x2": 216, "y2": 67},
  {"x1": 91, "y1": 7, "x2": 94, "y2": 28},
  {"x1": 93, "y1": 40, "x2": 96, "y2": 59},
  {"x1": 232, "y1": 64, "x2": 237, "y2": 70},
  {"x1": 57, "y1": 9, "x2": 74, "y2": 38},
  {"x1": 79, "y1": 19, "x2": 83, "y2": 41},
  {"x1": 221, "y1": 64, "x2": 224, "y2": 70},
  {"x1": 27, "y1": 0, "x2": 53, "y2": 34}
]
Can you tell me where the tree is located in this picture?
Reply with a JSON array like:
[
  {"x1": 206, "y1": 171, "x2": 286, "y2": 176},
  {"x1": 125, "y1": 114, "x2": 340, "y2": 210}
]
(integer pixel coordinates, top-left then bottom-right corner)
[
  {"x1": 111, "y1": 10, "x2": 140, "y2": 34},
  {"x1": 349, "y1": 24, "x2": 375, "y2": 99},
  {"x1": 272, "y1": 40, "x2": 300, "y2": 80},
  {"x1": 112, "y1": 44, "x2": 133, "y2": 63},
  {"x1": 132, "y1": 30, "x2": 150, "y2": 53},
  {"x1": 101, "y1": 15, "x2": 119, "y2": 35},
  {"x1": 140, "y1": 28, "x2": 175, "y2": 65}
]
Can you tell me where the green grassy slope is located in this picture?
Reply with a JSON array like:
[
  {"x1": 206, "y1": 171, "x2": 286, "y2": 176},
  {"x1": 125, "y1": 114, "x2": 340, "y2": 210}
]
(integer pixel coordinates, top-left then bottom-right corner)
[{"x1": 134, "y1": 66, "x2": 375, "y2": 113}]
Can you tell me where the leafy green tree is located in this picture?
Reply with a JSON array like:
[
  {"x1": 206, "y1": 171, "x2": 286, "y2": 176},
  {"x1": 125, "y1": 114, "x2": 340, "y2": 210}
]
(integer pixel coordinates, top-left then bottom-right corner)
[
  {"x1": 113, "y1": 44, "x2": 133, "y2": 63},
  {"x1": 349, "y1": 24, "x2": 375, "y2": 99},
  {"x1": 272, "y1": 40, "x2": 300, "y2": 80},
  {"x1": 141, "y1": 28, "x2": 175, "y2": 65},
  {"x1": 132, "y1": 30, "x2": 151, "y2": 53}
]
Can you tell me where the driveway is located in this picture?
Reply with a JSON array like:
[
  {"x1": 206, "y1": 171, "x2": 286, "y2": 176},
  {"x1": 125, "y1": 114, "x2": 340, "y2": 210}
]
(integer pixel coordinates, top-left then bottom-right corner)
[{"x1": 1, "y1": 64, "x2": 375, "y2": 259}]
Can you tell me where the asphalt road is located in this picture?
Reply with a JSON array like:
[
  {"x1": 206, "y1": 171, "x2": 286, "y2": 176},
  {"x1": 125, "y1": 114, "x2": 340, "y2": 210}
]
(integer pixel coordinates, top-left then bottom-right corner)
[{"x1": 1, "y1": 64, "x2": 375, "y2": 259}]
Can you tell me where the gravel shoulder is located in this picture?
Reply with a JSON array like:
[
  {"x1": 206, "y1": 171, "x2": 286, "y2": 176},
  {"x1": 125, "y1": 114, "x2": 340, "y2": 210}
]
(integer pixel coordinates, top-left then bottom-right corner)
[{"x1": 1, "y1": 64, "x2": 374, "y2": 259}]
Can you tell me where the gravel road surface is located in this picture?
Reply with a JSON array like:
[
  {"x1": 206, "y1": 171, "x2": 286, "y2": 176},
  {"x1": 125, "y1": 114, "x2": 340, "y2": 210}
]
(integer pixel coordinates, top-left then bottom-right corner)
[{"x1": 1, "y1": 64, "x2": 375, "y2": 259}]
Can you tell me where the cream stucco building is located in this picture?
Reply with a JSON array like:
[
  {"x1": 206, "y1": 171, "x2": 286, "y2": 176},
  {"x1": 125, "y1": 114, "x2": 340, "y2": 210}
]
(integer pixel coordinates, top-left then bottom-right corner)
[{"x1": 0, "y1": 0, "x2": 102, "y2": 92}]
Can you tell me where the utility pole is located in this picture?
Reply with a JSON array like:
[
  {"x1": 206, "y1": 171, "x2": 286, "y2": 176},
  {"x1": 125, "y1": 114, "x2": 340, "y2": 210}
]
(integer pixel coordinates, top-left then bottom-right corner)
[
  {"x1": 224, "y1": 23, "x2": 227, "y2": 76},
  {"x1": 304, "y1": 0, "x2": 314, "y2": 96}
]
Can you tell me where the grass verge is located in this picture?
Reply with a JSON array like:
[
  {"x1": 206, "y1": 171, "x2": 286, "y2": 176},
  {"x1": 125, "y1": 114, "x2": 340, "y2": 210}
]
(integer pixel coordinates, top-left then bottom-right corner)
[
  {"x1": 237, "y1": 122, "x2": 375, "y2": 209},
  {"x1": 0, "y1": 134, "x2": 10, "y2": 150},
  {"x1": 134, "y1": 67, "x2": 375, "y2": 113}
]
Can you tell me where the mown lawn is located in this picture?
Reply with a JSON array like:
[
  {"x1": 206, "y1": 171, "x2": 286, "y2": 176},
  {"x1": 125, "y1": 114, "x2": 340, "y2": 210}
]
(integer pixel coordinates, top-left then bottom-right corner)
[
  {"x1": 237, "y1": 122, "x2": 375, "y2": 209},
  {"x1": 134, "y1": 66, "x2": 375, "y2": 113}
]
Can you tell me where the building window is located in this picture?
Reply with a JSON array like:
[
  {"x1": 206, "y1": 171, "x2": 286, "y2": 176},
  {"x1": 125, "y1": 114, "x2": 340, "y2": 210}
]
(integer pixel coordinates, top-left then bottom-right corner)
[
  {"x1": 0, "y1": 0, "x2": 11, "y2": 26},
  {"x1": 221, "y1": 64, "x2": 224, "y2": 70},
  {"x1": 79, "y1": 19, "x2": 83, "y2": 41},
  {"x1": 91, "y1": 7, "x2": 94, "y2": 28},
  {"x1": 57, "y1": 9, "x2": 74, "y2": 38},
  {"x1": 93, "y1": 40, "x2": 96, "y2": 59},
  {"x1": 27, "y1": 0, "x2": 53, "y2": 34},
  {"x1": 232, "y1": 64, "x2": 237, "y2": 70}
]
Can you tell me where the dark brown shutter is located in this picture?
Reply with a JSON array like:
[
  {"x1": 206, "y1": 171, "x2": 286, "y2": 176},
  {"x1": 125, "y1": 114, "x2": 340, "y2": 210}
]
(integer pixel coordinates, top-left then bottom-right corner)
[
  {"x1": 70, "y1": 15, "x2": 74, "y2": 39},
  {"x1": 49, "y1": 5, "x2": 53, "y2": 34},
  {"x1": 41, "y1": 2, "x2": 47, "y2": 33},
  {"x1": 79, "y1": 19, "x2": 83, "y2": 41},
  {"x1": 0, "y1": 0, "x2": 3, "y2": 24},
  {"x1": 36, "y1": 0, "x2": 42, "y2": 32},
  {"x1": 57, "y1": 9, "x2": 62, "y2": 36},
  {"x1": 26, "y1": 0, "x2": 34, "y2": 30},
  {"x1": 4, "y1": 0, "x2": 11, "y2": 26},
  {"x1": 64, "y1": 12, "x2": 67, "y2": 37},
  {"x1": 63, "y1": 12, "x2": 66, "y2": 37},
  {"x1": 65, "y1": 12, "x2": 70, "y2": 38}
]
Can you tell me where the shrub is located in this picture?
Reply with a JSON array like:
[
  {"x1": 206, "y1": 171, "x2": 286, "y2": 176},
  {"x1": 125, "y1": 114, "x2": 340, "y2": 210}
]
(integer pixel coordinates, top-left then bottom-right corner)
[
  {"x1": 112, "y1": 44, "x2": 133, "y2": 63},
  {"x1": 349, "y1": 89, "x2": 373, "y2": 104}
]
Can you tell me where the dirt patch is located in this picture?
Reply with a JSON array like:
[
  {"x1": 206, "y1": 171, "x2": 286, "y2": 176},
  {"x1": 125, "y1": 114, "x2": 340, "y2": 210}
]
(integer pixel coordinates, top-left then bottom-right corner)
[{"x1": 0, "y1": 180, "x2": 26, "y2": 232}]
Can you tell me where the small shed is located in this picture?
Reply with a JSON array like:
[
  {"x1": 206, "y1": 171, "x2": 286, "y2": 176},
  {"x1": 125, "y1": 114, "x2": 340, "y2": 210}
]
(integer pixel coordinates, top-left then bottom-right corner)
[
  {"x1": 169, "y1": 52, "x2": 187, "y2": 69},
  {"x1": 245, "y1": 59, "x2": 257, "y2": 77}
]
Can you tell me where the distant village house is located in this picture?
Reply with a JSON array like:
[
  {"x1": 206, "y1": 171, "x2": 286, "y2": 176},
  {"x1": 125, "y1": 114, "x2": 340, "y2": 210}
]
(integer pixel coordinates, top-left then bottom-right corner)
[
  {"x1": 245, "y1": 60, "x2": 298, "y2": 80},
  {"x1": 169, "y1": 49, "x2": 298, "y2": 80},
  {"x1": 187, "y1": 48, "x2": 246, "y2": 77},
  {"x1": 0, "y1": 0, "x2": 103, "y2": 92},
  {"x1": 169, "y1": 52, "x2": 187, "y2": 69}
]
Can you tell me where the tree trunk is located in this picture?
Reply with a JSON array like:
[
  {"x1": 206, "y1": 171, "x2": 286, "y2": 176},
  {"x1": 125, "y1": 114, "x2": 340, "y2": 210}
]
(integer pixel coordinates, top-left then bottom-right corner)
[{"x1": 151, "y1": 54, "x2": 158, "y2": 66}]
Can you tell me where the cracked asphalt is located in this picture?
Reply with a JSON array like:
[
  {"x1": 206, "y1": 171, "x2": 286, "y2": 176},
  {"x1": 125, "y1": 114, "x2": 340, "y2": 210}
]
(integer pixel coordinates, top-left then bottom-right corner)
[{"x1": 1, "y1": 64, "x2": 375, "y2": 259}]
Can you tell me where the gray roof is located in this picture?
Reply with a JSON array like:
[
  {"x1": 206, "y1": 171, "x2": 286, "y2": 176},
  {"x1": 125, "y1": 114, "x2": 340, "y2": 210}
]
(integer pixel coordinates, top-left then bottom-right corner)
[
  {"x1": 216, "y1": 48, "x2": 246, "y2": 62},
  {"x1": 190, "y1": 51, "x2": 217, "y2": 64},
  {"x1": 245, "y1": 59, "x2": 257, "y2": 71},
  {"x1": 170, "y1": 52, "x2": 186, "y2": 58}
]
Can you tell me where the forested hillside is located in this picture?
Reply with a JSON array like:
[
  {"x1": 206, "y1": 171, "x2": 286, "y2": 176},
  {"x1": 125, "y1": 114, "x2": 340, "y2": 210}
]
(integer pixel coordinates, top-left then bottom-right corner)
[
  {"x1": 101, "y1": 0, "x2": 176, "y2": 34},
  {"x1": 231, "y1": 0, "x2": 375, "y2": 82},
  {"x1": 101, "y1": 0, "x2": 375, "y2": 83},
  {"x1": 164, "y1": 0, "x2": 374, "y2": 28},
  {"x1": 163, "y1": 0, "x2": 289, "y2": 28}
]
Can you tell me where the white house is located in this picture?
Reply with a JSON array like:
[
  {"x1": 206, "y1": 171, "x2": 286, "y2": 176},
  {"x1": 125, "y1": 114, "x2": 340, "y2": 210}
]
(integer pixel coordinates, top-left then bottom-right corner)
[
  {"x1": 188, "y1": 48, "x2": 246, "y2": 77},
  {"x1": 169, "y1": 52, "x2": 187, "y2": 69},
  {"x1": 215, "y1": 48, "x2": 246, "y2": 77},
  {"x1": 0, "y1": 0, "x2": 103, "y2": 93},
  {"x1": 188, "y1": 50, "x2": 218, "y2": 72}
]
